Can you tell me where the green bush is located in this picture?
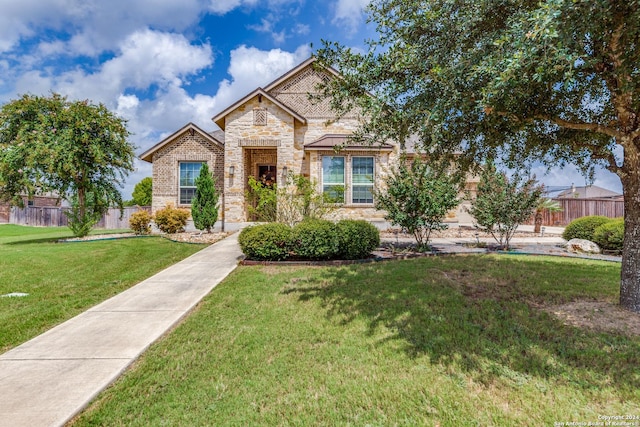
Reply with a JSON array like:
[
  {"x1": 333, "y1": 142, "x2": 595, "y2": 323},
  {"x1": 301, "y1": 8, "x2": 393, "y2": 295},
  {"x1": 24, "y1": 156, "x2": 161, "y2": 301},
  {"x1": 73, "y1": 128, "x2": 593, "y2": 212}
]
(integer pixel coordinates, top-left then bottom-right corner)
[
  {"x1": 593, "y1": 218, "x2": 624, "y2": 251},
  {"x1": 336, "y1": 220, "x2": 380, "y2": 259},
  {"x1": 129, "y1": 210, "x2": 152, "y2": 235},
  {"x1": 562, "y1": 215, "x2": 612, "y2": 241},
  {"x1": 154, "y1": 204, "x2": 190, "y2": 234},
  {"x1": 238, "y1": 223, "x2": 292, "y2": 261},
  {"x1": 291, "y1": 219, "x2": 340, "y2": 260}
]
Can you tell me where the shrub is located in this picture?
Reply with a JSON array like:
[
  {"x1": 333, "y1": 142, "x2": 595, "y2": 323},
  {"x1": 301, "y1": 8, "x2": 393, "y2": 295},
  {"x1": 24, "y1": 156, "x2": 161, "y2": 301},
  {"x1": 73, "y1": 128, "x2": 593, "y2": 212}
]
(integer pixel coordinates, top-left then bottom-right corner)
[
  {"x1": 468, "y1": 162, "x2": 543, "y2": 250},
  {"x1": 246, "y1": 176, "x2": 277, "y2": 222},
  {"x1": 154, "y1": 204, "x2": 190, "y2": 234},
  {"x1": 336, "y1": 220, "x2": 380, "y2": 259},
  {"x1": 562, "y1": 216, "x2": 612, "y2": 241},
  {"x1": 192, "y1": 163, "x2": 219, "y2": 233},
  {"x1": 375, "y1": 156, "x2": 460, "y2": 250},
  {"x1": 291, "y1": 219, "x2": 340, "y2": 260},
  {"x1": 238, "y1": 223, "x2": 292, "y2": 261},
  {"x1": 129, "y1": 210, "x2": 152, "y2": 235},
  {"x1": 593, "y1": 218, "x2": 624, "y2": 251}
]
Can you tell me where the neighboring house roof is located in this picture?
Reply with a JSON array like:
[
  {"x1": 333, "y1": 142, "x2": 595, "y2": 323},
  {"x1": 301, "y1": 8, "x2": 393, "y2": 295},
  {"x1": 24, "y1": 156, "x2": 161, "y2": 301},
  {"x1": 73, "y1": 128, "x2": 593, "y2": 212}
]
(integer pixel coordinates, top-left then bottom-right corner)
[
  {"x1": 212, "y1": 88, "x2": 307, "y2": 130},
  {"x1": 139, "y1": 122, "x2": 224, "y2": 163},
  {"x1": 556, "y1": 185, "x2": 622, "y2": 199},
  {"x1": 304, "y1": 134, "x2": 394, "y2": 151}
]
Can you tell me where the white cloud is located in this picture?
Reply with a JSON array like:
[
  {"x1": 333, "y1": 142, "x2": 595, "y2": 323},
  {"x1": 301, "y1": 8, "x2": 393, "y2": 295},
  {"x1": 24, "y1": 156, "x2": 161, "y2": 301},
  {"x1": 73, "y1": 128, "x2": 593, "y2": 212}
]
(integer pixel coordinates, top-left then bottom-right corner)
[
  {"x1": 0, "y1": 0, "x2": 204, "y2": 55},
  {"x1": 211, "y1": 44, "x2": 311, "y2": 116},
  {"x1": 42, "y1": 29, "x2": 213, "y2": 105},
  {"x1": 332, "y1": 0, "x2": 370, "y2": 32},
  {"x1": 208, "y1": 0, "x2": 258, "y2": 14}
]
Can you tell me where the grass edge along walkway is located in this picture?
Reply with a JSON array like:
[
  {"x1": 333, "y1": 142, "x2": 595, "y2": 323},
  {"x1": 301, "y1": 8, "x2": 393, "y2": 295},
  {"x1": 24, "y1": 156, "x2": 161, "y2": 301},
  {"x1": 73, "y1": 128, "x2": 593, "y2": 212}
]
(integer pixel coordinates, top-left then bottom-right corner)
[{"x1": 0, "y1": 232, "x2": 243, "y2": 427}]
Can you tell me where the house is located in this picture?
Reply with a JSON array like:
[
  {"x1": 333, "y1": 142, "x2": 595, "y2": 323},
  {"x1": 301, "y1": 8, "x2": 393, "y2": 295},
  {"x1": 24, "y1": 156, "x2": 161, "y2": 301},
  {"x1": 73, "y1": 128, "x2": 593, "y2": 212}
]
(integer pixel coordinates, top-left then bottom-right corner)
[
  {"x1": 141, "y1": 57, "x2": 475, "y2": 228},
  {"x1": 556, "y1": 184, "x2": 623, "y2": 200}
]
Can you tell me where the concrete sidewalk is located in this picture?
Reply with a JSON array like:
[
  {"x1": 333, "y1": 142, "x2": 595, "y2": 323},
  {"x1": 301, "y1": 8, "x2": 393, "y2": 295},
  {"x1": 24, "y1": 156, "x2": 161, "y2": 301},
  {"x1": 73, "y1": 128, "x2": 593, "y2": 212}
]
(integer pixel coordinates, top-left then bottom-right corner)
[{"x1": 0, "y1": 233, "x2": 244, "y2": 427}]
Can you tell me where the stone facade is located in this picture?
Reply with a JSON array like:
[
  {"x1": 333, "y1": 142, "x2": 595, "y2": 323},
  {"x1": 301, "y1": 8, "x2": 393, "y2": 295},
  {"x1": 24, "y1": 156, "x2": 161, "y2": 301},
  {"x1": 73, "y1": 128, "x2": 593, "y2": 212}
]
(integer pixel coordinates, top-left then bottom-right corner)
[{"x1": 143, "y1": 58, "x2": 476, "y2": 227}]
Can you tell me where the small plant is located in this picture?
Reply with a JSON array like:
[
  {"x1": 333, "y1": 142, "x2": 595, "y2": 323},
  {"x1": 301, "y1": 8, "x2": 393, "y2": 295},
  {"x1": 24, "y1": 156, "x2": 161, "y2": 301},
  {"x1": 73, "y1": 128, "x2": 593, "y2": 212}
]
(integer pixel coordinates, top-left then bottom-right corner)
[
  {"x1": 336, "y1": 219, "x2": 380, "y2": 259},
  {"x1": 277, "y1": 173, "x2": 337, "y2": 226},
  {"x1": 65, "y1": 191, "x2": 107, "y2": 238},
  {"x1": 562, "y1": 215, "x2": 612, "y2": 241},
  {"x1": 593, "y1": 218, "x2": 624, "y2": 251},
  {"x1": 154, "y1": 204, "x2": 190, "y2": 234},
  {"x1": 246, "y1": 176, "x2": 277, "y2": 222},
  {"x1": 238, "y1": 223, "x2": 292, "y2": 261},
  {"x1": 533, "y1": 198, "x2": 562, "y2": 234},
  {"x1": 291, "y1": 219, "x2": 340, "y2": 260},
  {"x1": 129, "y1": 210, "x2": 152, "y2": 235}
]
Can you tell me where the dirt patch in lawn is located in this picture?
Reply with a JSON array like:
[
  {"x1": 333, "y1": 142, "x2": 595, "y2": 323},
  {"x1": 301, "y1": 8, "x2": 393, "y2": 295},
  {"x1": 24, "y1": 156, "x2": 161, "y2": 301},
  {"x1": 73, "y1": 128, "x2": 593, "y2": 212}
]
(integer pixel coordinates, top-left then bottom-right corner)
[{"x1": 544, "y1": 301, "x2": 640, "y2": 337}]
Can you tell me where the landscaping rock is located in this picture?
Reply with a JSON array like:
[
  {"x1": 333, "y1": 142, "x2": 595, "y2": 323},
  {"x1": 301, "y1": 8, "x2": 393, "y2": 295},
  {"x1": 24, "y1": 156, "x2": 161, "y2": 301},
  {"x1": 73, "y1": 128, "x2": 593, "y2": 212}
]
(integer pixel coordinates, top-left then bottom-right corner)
[{"x1": 565, "y1": 238, "x2": 601, "y2": 254}]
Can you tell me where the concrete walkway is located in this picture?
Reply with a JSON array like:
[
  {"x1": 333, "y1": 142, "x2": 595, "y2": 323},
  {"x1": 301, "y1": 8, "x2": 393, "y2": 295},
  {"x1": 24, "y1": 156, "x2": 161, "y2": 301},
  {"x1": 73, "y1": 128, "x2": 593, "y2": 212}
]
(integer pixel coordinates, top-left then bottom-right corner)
[{"x1": 0, "y1": 233, "x2": 244, "y2": 427}]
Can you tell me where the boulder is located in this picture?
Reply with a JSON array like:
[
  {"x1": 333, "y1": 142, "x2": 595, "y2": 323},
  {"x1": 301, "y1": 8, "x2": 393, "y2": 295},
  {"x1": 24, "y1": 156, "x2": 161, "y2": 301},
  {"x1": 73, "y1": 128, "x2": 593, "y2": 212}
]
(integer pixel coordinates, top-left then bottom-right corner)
[{"x1": 566, "y1": 238, "x2": 601, "y2": 254}]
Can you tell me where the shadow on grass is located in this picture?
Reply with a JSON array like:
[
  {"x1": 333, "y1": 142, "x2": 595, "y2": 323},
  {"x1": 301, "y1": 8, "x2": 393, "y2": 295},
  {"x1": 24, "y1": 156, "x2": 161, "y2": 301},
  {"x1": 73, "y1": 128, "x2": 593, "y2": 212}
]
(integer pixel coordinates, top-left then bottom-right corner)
[
  {"x1": 283, "y1": 255, "x2": 640, "y2": 394},
  {"x1": 4, "y1": 236, "x2": 72, "y2": 245}
]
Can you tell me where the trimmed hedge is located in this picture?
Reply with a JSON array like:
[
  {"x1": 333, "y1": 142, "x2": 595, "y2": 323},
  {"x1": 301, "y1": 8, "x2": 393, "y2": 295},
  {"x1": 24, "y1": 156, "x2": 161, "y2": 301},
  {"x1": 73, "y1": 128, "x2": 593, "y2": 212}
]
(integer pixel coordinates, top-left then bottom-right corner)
[
  {"x1": 238, "y1": 223, "x2": 292, "y2": 261},
  {"x1": 291, "y1": 219, "x2": 340, "y2": 260},
  {"x1": 593, "y1": 218, "x2": 624, "y2": 251},
  {"x1": 239, "y1": 220, "x2": 381, "y2": 261},
  {"x1": 562, "y1": 215, "x2": 612, "y2": 241},
  {"x1": 336, "y1": 220, "x2": 380, "y2": 259}
]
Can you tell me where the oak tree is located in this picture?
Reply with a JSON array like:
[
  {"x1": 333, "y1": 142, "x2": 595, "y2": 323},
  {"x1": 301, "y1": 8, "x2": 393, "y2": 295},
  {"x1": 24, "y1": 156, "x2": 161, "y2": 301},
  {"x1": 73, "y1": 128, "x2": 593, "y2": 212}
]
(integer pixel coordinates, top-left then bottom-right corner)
[
  {"x1": 0, "y1": 93, "x2": 135, "y2": 236},
  {"x1": 316, "y1": 0, "x2": 640, "y2": 312}
]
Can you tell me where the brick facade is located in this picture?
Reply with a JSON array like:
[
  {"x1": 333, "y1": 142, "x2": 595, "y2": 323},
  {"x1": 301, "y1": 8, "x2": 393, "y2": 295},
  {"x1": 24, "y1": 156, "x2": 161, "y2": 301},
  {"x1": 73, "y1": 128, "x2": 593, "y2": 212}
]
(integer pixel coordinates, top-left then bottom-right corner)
[{"x1": 146, "y1": 125, "x2": 224, "y2": 214}]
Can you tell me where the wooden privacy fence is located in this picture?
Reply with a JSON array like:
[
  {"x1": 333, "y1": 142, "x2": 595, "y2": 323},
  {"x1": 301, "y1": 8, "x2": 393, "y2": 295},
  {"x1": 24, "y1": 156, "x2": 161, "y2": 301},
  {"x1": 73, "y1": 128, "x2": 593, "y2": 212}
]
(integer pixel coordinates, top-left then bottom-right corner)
[
  {"x1": 527, "y1": 198, "x2": 624, "y2": 226},
  {"x1": 9, "y1": 206, "x2": 151, "y2": 229}
]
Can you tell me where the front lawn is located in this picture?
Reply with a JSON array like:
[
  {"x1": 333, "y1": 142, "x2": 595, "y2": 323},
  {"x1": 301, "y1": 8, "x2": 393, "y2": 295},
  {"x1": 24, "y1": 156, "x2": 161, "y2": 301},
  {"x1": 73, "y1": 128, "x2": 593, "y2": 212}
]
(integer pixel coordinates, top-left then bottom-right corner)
[
  {"x1": 72, "y1": 255, "x2": 639, "y2": 426},
  {"x1": 0, "y1": 225, "x2": 207, "y2": 352}
]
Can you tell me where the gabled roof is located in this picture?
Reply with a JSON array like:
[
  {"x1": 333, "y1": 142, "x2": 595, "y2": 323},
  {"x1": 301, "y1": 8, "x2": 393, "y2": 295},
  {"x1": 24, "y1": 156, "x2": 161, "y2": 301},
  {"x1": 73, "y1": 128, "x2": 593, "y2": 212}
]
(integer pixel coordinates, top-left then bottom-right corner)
[
  {"x1": 212, "y1": 88, "x2": 307, "y2": 130},
  {"x1": 304, "y1": 134, "x2": 394, "y2": 151},
  {"x1": 263, "y1": 56, "x2": 341, "y2": 92},
  {"x1": 139, "y1": 122, "x2": 224, "y2": 163}
]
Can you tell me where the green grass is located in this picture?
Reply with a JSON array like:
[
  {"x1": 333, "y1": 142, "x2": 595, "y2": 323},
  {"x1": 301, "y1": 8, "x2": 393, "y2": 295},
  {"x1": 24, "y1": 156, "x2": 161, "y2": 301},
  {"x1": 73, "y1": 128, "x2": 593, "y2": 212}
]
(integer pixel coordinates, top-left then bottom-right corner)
[
  {"x1": 0, "y1": 224, "x2": 207, "y2": 352},
  {"x1": 72, "y1": 255, "x2": 639, "y2": 426}
]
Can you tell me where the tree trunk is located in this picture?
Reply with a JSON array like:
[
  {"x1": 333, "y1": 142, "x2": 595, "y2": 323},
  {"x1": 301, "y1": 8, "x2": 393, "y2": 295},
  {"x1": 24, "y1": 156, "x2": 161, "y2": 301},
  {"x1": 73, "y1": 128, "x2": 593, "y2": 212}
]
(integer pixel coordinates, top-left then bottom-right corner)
[
  {"x1": 620, "y1": 148, "x2": 640, "y2": 313},
  {"x1": 533, "y1": 210, "x2": 543, "y2": 234}
]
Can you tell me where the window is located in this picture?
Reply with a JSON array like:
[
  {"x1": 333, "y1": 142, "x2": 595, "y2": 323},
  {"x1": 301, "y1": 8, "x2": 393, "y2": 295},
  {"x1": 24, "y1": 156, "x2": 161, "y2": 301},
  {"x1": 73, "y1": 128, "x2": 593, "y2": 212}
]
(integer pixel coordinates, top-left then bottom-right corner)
[
  {"x1": 351, "y1": 157, "x2": 374, "y2": 204},
  {"x1": 322, "y1": 156, "x2": 345, "y2": 203},
  {"x1": 179, "y1": 162, "x2": 203, "y2": 204}
]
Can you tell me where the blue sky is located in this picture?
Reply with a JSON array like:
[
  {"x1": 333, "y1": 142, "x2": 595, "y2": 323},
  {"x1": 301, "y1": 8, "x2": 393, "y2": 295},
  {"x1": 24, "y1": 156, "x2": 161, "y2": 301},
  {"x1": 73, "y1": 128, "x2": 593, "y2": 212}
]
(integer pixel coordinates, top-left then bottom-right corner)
[{"x1": 0, "y1": 0, "x2": 622, "y2": 199}]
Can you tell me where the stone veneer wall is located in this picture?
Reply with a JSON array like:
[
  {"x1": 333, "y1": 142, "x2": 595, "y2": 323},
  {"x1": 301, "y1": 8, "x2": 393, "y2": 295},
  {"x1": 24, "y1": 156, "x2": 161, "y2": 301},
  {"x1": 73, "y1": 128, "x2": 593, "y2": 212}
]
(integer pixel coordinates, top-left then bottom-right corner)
[
  {"x1": 151, "y1": 131, "x2": 224, "y2": 214},
  {"x1": 223, "y1": 97, "x2": 296, "y2": 223}
]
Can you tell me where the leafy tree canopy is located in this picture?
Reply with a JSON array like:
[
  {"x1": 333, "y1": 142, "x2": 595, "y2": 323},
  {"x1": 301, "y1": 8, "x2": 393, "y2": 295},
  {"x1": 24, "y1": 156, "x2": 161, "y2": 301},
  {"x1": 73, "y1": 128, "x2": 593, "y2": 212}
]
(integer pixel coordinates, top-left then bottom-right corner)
[
  {"x1": 316, "y1": 0, "x2": 640, "y2": 311},
  {"x1": 131, "y1": 177, "x2": 152, "y2": 206},
  {"x1": 0, "y1": 93, "x2": 135, "y2": 236}
]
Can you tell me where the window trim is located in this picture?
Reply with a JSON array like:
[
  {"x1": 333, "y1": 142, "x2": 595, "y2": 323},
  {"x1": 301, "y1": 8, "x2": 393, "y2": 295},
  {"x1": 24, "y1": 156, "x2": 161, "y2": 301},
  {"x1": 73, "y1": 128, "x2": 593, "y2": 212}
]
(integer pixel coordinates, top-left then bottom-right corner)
[
  {"x1": 351, "y1": 156, "x2": 375, "y2": 204},
  {"x1": 179, "y1": 161, "x2": 203, "y2": 205},
  {"x1": 320, "y1": 154, "x2": 376, "y2": 206}
]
